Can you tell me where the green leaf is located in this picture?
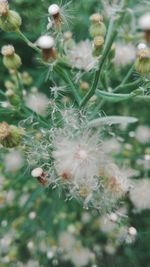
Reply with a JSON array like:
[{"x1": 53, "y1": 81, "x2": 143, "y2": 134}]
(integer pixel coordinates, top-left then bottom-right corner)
[
  {"x1": 96, "y1": 88, "x2": 145, "y2": 102},
  {"x1": 88, "y1": 116, "x2": 138, "y2": 127}
]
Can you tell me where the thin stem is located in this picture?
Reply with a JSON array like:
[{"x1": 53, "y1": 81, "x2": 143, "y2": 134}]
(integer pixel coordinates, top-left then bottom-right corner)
[
  {"x1": 80, "y1": 20, "x2": 115, "y2": 107},
  {"x1": 54, "y1": 65, "x2": 81, "y2": 105},
  {"x1": 16, "y1": 29, "x2": 41, "y2": 53},
  {"x1": 113, "y1": 78, "x2": 141, "y2": 92},
  {"x1": 114, "y1": 64, "x2": 135, "y2": 92},
  {"x1": 80, "y1": 1, "x2": 129, "y2": 107}
]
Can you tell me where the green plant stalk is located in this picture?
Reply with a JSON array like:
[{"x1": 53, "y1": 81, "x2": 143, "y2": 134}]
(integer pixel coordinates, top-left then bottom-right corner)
[
  {"x1": 16, "y1": 29, "x2": 41, "y2": 53},
  {"x1": 114, "y1": 64, "x2": 135, "y2": 92},
  {"x1": 113, "y1": 78, "x2": 141, "y2": 92},
  {"x1": 80, "y1": 1, "x2": 129, "y2": 107},
  {"x1": 54, "y1": 65, "x2": 81, "y2": 105}
]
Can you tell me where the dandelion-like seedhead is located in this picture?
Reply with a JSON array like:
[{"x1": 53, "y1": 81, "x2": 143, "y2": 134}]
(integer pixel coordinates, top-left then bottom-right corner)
[{"x1": 26, "y1": 109, "x2": 130, "y2": 212}]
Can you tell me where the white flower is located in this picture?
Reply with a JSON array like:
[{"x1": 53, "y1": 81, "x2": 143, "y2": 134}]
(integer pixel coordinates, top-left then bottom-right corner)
[
  {"x1": 67, "y1": 40, "x2": 97, "y2": 71},
  {"x1": 48, "y1": 4, "x2": 60, "y2": 16},
  {"x1": 139, "y1": 13, "x2": 150, "y2": 31},
  {"x1": 130, "y1": 178, "x2": 150, "y2": 211},
  {"x1": 135, "y1": 125, "x2": 150, "y2": 144},
  {"x1": 31, "y1": 167, "x2": 43, "y2": 178},
  {"x1": 137, "y1": 43, "x2": 147, "y2": 50},
  {"x1": 100, "y1": 215, "x2": 117, "y2": 233},
  {"x1": 69, "y1": 246, "x2": 91, "y2": 267},
  {"x1": 24, "y1": 92, "x2": 49, "y2": 116},
  {"x1": 113, "y1": 43, "x2": 136, "y2": 67},
  {"x1": 36, "y1": 35, "x2": 54, "y2": 49},
  {"x1": 4, "y1": 150, "x2": 23, "y2": 172},
  {"x1": 59, "y1": 232, "x2": 75, "y2": 251},
  {"x1": 53, "y1": 128, "x2": 101, "y2": 202},
  {"x1": 102, "y1": 163, "x2": 130, "y2": 200}
]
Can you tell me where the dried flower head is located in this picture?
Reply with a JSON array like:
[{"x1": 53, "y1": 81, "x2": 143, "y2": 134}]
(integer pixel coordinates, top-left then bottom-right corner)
[
  {"x1": 0, "y1": 0, "x2": 8, "y2": 16},
  {"x1": 130, "y1": 178, "x2": 150, "y2": 211},
  {"x1": 1, "y1": 45, "x2": 15, "y2": 56},
  {"x1": 0, "y1": 122, "x2": 23, "y2": 148},
  {"x1": 0, "y1": 122, "x2": 10, "y2": 141},
  {"x1": 67, "y1": 40, "x2": 98, "y2": 71}
]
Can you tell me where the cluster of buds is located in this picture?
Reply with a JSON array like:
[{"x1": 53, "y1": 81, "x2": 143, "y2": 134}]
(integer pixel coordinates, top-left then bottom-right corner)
[
  {"x1": 89, "y1": 13, "x2": 106, "y2": 57},
  {"x1": 135, "y1": 43, "x2": 150, "y2": 75},
  {"x1": 0, "y1": 122, "x2": 23, "y2": 148},
  {"x1": 31, "y1": 167, "x2": 48, "y2": 186},
  {"x1": 21, "y1": 72, "x2": 33, "y2": 86},
  {"x1": 0, "y1": 0, "x2": 21, "y2": 32},
  {"x1": 62, "y1": 31, "x2": 75, "y2": 51},
  {"x1": 36, "y1": 35, "x2": 56, "y2": 62},
  {"x1": 48, "y1": 4, "x2": 61, "y2": 28},
  {"x1": 1, "y1": 45, "x2": 22, "y2": 71}
]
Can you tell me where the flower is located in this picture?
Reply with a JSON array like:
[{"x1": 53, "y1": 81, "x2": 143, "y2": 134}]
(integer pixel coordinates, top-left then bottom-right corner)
[
  {"x1": 24, "y1": 92, "x2": 49, "y2": 116},
  {"x1": 36, "y1": 35, "x2": 54, "y2": 49},
  {"x1": 69, "y1": 246, "x2": 92, "y2": 267},
  {"x1": 130, "y1": 178, "x2": 150, "y2": 211},
  {"x1": 67, "y1": 40, "x2": 98, "y2": 71},
  {"x1": 139, "y1": 12, "x2": 150, "y2": 31},
  {"x1": 135, "y1": 125, "x2": 150, "y2": 144},
  {"x1": 113, "y1": 43, "x2": 136, "y2": 67},
  {"x1": 4, "y1": 150, "x2": 24, "y2": 172},
  {"x1": 48, "y1": 4, "x2": 60, "y2": 16}
]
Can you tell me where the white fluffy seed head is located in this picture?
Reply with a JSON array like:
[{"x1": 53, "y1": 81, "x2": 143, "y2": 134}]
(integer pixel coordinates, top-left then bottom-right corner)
[
  {"x1": 48, "y1": 4, "x2": 60, "y2": 15},
  {"x1": 128, "y1": 227, "x2": 137, "y2": 236},
  {"x1": 37, "y1": 35, "x2": 54, "y2": 49},
  {"x1": 109, "y1": 212, "x2": 118, "y2": 222},
  {"x1": 31, "y1": 167, "x2": 43, "y2": 177},
  {"x1": 137, "y1": 43, "x2": 147, "y2": 50},
  {"x1": 139, "y1": 13, "x2": 150, "y2": 30}
]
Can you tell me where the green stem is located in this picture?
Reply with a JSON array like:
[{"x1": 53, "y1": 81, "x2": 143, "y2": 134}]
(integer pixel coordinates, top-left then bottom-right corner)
[
  {"x1": 113, "y1": 78, "x2": 141, "y2": 92},
  {"x1": 80, "y1": 1, "x2": 129, "y2": 107},
  {"x1": 54, "y1": 65, "x2": 81, "y2": 105},
  {"x1": 114, "y1": 64, "x2": 135, "y2": 92},
  {"x1": 80, "y1": 20, "x2": 115, "y2": 107},
  {"x1": 16, "y1": 29, "x2": 41, "y2": 53}
]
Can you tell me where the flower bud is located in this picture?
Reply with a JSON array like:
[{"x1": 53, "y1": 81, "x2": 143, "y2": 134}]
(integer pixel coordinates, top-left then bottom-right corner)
[
  {"x1": 0, "y1": 10, "x2": 22, "y2": 32},
  {"x1": 135, "y1": 48, "x2": 150, "y2": 75},
  {"x1": 79, "y1": 81, "x2": 89, "y2": 96},
  {"x1": 93, "y1": 36, "x2": 104, "y2": 57},
  {"x1": 5, "y1": 80, "x2": 14, "y2": 90},
  {"x1": 0, "y1": 122, "x2": 23, "y2": 148},
  {"x1": 5, "y1": 90, "x2": 20, "y2": 106},
  {"x1": 63, "y1": 31, "x2": 75, "y2": 50},
  {"x1": 1, "y1": 45, "x2": 22, "y2": 70},
  {"x1": 89, "y1": 14, "x2": 106, "y2": 38},
  {"x1": 22, "y1": 72, "x2": 33, "y2": 86},
  {"x1": 37, "y1": 35, "x2": 56, "y2": 61},
  {"x1": 48, "y1": 4, "x2": 61, "y2": 27}
]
